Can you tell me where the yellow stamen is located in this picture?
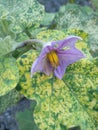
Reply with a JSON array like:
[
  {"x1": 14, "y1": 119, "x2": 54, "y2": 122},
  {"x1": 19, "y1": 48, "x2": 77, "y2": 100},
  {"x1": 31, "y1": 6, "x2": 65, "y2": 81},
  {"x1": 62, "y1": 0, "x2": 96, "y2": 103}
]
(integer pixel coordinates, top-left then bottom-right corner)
[{"x1": 47, "y1": 50, "x2": 59, "y2": 68}]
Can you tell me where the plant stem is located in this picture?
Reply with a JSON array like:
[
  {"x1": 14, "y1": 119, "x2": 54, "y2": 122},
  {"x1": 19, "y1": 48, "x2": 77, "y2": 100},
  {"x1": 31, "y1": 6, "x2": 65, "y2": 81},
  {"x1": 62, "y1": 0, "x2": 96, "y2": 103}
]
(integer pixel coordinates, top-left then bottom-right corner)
[{"x1": 15, "y1": 39, "x2": 44, "y2": 50}]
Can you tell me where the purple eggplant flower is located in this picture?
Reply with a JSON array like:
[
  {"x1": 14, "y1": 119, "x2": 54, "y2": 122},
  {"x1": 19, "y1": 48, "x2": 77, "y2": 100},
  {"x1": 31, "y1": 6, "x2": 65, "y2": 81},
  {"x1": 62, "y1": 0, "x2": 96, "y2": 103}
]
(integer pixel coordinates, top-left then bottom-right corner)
[{"x1": 31, "y1": 36, "x2": 85, "y2": 79}]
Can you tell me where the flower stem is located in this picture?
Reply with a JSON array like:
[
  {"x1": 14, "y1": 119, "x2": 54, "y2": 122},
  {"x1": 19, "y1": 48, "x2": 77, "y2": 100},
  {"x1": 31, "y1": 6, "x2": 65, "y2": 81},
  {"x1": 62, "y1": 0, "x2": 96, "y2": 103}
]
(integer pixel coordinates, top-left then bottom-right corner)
[{"x1": 14, "y1": 39, "x2": 44, "y2": 51}]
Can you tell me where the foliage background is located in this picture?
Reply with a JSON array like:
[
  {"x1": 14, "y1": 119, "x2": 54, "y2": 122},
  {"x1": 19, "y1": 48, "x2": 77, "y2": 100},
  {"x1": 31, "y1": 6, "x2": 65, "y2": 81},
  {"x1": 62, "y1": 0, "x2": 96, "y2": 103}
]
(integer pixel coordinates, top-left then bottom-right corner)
[{"x1": 0, "y1": 0, "x2": 98, "y2": 130}]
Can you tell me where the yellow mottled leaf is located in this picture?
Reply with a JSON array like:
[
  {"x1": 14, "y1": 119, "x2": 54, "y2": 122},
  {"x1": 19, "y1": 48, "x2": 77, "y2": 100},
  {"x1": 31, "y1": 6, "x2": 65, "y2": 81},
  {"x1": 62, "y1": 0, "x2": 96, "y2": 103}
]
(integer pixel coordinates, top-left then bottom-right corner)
[{"x1": 0, "y1": 55, "x2": 19, "y2": 96}]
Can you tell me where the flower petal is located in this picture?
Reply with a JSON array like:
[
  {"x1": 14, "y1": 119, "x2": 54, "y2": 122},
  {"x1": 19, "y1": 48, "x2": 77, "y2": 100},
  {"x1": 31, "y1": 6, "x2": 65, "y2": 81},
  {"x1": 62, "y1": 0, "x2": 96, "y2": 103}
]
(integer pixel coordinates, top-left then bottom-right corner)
[
  {"x1": 42, "y1": 41, "x2": 55, "y2": 53},
  {"x1": 31, "y1": 36, "x2": 85, "y2": 79},
  {"x1": 57, "y1": 47, "x2": 85, "y2": 67},
  {"x1": 31, "y1": 42, "x2": 55, "y2": 77},
  {"x1": 31, "y1": 58, "x2": 39, "y2": 77},
  {"x1": 31, "y1": 52, "x2": 53, "y2": 77},
  {"x1": 52, "y1": 36, "x2": 82, "y2": 49},
  {"x1": 41, "y1": 58, "x2": 53, "y2": 75},
  {"x1": 54, "y1": 47, "x2": 85, "y2": 79},
  {"x1": 54, "y1": 60, "x2": 67, "y2": 79}
]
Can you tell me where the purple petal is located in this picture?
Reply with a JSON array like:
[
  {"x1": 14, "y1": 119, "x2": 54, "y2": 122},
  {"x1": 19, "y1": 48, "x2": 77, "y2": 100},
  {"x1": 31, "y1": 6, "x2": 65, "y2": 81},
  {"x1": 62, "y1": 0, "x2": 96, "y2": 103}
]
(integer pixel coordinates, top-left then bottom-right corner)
[
  {"x1": 57, "y1": 47, "x2": 85, "y2": 67},
  {"x1": 39, "y1": 46, "x2": 49, "y2": 58},
  {"x1": 31, "y1": 46, "x2": 53, "y2": 77},
  {"x1": 54, "y1": 48, "x2": 85, "y2": 79},
  {"x1": 41, "y1": 58, "x2": 53, "y2": 75},
  {"x1": 54, "y1": 60, "x2": 67, "y2": 79},
  {"x1": 31, "y1": 58, "x2": 39, "y2": 77},
  {"x1": 52, "y1": 36, "x2": 82, "y2": 49},
  {"x1": 34, "y1": 43, "x2": 53, "y2": 65},
  {"x1": 31, "y1": 57, "x2": 53, "y2": 77}
]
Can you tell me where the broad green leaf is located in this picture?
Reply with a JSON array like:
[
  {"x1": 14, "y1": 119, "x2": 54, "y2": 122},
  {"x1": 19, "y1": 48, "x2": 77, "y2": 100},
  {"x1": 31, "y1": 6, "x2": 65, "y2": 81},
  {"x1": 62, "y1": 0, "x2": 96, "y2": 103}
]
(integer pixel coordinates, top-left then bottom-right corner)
[
  {"x1": 15, "y1": 100, "x2": 39, "y2": 130},
  {"x1": 16, "y1": 30, "x2": 97, "y2": 129},
  {"x1": 0, "y1": 36, "x2": 17, "y2": 57},
  {"x1": 16, "y1": 49, "x2": 97, "y2": 130},
  {"x1": 63, "y1": 58, "x2": 98, "y2": 127},
  {"x1": 34, "y1": 78, "x2": 96, "y2": 130},
  {"x1": 0, "y1": 55, "x2": 19, "y2": 96}
]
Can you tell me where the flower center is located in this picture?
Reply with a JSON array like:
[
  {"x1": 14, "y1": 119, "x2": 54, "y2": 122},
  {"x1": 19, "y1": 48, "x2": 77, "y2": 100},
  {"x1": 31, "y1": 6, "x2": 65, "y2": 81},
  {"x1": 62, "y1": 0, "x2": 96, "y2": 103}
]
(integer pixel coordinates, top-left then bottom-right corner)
[{"x1": 47, "y1": 50, "x2": 59, "y2": 68}]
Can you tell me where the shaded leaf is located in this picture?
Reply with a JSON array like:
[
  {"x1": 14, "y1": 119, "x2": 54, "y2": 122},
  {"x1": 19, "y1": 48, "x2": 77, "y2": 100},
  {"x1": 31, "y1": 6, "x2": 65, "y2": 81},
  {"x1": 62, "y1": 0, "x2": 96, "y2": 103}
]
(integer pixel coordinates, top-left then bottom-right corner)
[
  {"x1": 0, "y1": 89, "x2": 21, "y2": 114},
  {"x1": 0, "y1": 55, "x2": 19, "y2": 96},
  {"x1": 15, "y1": 100, "x2": 39, "y2": 130}
]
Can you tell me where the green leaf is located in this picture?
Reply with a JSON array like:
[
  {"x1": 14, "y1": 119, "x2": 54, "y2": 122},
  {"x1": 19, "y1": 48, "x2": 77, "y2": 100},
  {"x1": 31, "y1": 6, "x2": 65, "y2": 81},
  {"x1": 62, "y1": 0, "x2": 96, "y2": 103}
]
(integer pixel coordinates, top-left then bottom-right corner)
[
  {"x1": 16, "y1": 30, "x2": 97, "y2": 129},
  {"x1": 17, "y1": 50, "x2": 97, "y2": 129},
  {"x1": 16, "y1": 49, "x2": 97, "y2": 129},
  {"x1": 63, "y1": 58, "x2": 98, "y2": 126},
  {"x1": 0, "y1": 18, "x2": 16, "y2": 39},
  {"x1": 37, "y1": 30, "x2": 66, "y2": 42},
  {"x1": 34, "y1": 79, "x2": 96, "y2": 130},
  {"x1": 0, "y1": 55, "x2": 19, "y2": 96},
  {"x1": 15, "y1": 100, "x2": 39, "y2": 130},
  {"x1": 0, "y1": 89, "x2": 21, "y2": 114},
  {"x1": 0, "y1": 36, "x2": 17, "y2": 57}
]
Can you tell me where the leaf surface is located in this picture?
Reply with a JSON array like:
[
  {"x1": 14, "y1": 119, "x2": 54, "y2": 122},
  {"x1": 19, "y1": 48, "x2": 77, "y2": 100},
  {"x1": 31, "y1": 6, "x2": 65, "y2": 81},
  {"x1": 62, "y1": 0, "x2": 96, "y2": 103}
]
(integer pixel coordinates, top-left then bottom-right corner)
[
  {"x1": 16, "y1": 30, "x2": 98, "y2": 129},
  {"x1": 0, "y1": 55, "x2": 19, "y2": 96}
]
